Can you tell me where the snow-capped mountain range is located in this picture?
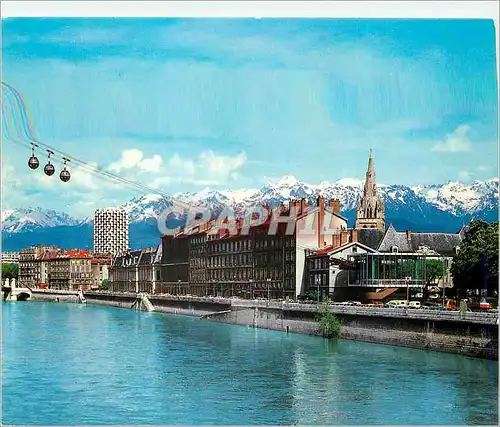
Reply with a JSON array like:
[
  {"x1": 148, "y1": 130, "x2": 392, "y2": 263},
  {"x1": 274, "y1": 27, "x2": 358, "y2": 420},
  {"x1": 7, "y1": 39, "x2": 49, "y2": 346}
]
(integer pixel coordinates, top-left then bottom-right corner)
[
  {"x1": 1, "y1": 207, "x2": 87, "y2": 234},
  {"x1": 1, "y1": 176, "x2": 498, "y2": 251}
]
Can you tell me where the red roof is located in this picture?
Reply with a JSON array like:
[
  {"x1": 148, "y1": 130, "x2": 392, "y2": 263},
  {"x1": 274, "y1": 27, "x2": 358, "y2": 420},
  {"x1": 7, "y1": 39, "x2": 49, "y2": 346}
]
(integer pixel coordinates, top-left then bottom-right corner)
[
  {"x1": 312, "y1": 245, "x2": 335, "y2": 256},
  {"x1": 51, "y1": 249, "x2": 92, "y2": 260},
  {"x1": 310, "y1": 240, "x2": 358, "y2": 256},
  {"x1": 67, "y1": 249, "x2": 92, "y2": 259},
  {"x1": 40, "y1": 249, "x2": 59, "y2": 261}
]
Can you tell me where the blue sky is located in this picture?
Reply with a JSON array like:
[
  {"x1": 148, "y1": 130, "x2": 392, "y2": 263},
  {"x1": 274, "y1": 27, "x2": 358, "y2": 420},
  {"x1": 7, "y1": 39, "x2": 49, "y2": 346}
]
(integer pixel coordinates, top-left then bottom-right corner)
[{"x1": 1, "y1": 18, "x2": 498, "y2": 216}]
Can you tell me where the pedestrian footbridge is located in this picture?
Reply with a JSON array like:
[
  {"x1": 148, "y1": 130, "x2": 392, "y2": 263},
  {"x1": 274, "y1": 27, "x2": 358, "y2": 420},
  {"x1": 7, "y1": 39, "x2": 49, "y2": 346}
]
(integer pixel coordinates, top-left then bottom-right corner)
[{"x1": 2, "y1": 285, "x2": 32, "y2": 301}]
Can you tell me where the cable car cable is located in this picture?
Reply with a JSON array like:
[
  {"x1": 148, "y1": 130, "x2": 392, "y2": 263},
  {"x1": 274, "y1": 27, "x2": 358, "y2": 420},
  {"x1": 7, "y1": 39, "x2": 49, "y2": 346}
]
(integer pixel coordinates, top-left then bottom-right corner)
[{"x1": 2, "y1": 82, "x2": 192, "y2": 210}]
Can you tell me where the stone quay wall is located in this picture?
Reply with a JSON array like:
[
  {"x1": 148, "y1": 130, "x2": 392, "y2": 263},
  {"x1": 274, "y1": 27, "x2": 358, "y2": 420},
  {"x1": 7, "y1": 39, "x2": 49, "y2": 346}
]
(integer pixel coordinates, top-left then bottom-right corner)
[{"x1": 29, "y1": 290, "x2": 498, "y2": 359}]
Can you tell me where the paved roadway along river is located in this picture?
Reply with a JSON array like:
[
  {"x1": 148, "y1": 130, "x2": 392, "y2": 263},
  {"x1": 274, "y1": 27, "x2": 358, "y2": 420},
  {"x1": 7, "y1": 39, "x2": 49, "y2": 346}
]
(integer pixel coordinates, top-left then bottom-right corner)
[{"x1": 2, "y1": 301, "x2": 498, "y2": 425}]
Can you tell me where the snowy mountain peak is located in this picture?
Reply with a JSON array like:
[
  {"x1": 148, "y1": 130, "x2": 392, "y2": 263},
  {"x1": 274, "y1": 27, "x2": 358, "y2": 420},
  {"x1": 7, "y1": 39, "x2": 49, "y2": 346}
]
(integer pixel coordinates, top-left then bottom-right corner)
[
  {"x1": 276, "y1": 175, "x2": 299, "y2": 186},
  {"x1": 1, "y1": 209, "x2": 15, "y2": 222},
  {"x1": 0, "y1": 207, "x2": 83, "y2": 233},
  {"x1": 334, "y1": 178, "x2": 364, "y2": 187}
]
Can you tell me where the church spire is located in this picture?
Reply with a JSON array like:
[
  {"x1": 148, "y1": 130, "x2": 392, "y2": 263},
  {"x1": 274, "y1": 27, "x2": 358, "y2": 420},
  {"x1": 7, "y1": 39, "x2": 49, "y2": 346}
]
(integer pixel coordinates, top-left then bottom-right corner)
[
  {"x1": 363, "y1": 148, "x2": 377, "y2": 197},
  {"x1": 355, "y1": 150, "x2": 385, "y2": 231}
]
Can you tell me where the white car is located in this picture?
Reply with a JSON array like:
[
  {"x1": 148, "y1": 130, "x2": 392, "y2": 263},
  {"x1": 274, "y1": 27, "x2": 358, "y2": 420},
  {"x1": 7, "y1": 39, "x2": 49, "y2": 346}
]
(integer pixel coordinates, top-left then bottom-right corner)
[{"x1": 408, "y1": 301, "x2": 421, "y2": 309}]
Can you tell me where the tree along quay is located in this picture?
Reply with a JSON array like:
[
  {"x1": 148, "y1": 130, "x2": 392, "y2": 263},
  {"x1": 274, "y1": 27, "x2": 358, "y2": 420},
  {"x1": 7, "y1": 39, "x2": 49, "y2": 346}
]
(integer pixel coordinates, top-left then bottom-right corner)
[{"x1": 29, "y1": 289, "x2": 498, "y2": 360}]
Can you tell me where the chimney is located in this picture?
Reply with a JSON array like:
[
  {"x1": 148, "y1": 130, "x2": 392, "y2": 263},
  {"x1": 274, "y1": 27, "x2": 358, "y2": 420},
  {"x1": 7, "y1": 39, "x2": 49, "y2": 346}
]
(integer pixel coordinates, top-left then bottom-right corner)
[
  {"x1": 406, "y1": 230, "x2": 412, "y2": 241},
  {"x1": 341, "y1": 230, "x2": 350, "y2": 246},
  {"x1": 300, "y1": 198, "x2": 307, "y2": 216},
  {"x1": 317, "y1": 196, "x2": 325, "y2": 248},
  {"x1": 351, "y1": 229, "x2": 358, "y2": 243},
  {"x1": 332, "y1": 232, "x2": 341, "y2": 249},
  {"x1": 328, "y1": 199, "x2": 341, "y2": 216}
]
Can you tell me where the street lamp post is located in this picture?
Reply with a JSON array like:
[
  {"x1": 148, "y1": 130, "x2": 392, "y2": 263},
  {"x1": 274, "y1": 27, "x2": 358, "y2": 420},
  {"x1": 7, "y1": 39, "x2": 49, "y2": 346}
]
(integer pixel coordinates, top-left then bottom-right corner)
[
  {"x1": 233, "y1": 276, "x2": 236, "y2": 297},
  {"x1": 250, "y1": 279, "x2": 254, "y2": 300},
  {"x1": 441, "y1": 257, "x2": 446, "y2": 307},
  {"x1": 405, "y1": 276, "x2": 411, "y2": 305},
  {"x1": 178, "y1": 279, "x2": 181, "y2": 296},
  {"x1": 316, "y1": 275, "x2": 320, "y2": 304},
  {"x1": 267, "y1": 278, "x2": 271, "y2": 300}
]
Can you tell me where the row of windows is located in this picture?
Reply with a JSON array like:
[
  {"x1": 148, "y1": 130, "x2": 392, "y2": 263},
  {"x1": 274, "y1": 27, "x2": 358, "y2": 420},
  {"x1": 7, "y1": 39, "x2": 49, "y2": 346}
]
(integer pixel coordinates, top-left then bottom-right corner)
[
  {"x1": 209, "y1": 240, "x2": 252, "y2": 253},
  {"x1": 254, "y1": 268, "x2": 283, "y2": 281},
  {"x1": 71, "y1": 260, "x2": 92, "y2": 266},
  {"x1": 70, "y1": 273, "x2": 92, "y2": 279},
  {"x1": 254, "y1": 252, "x2": 282, "y2": 266},
  {"x1": 208, "y1": 254, "x2": 253, "y2": 267},
  {"x1": 208, "y1": 269, "x2": 255, "y2": 281},
  {"x1": 190, "y1": 236, "x2": 206, "y2": 245},
  {"x1": 309, "y1": 273, "x2": 328, "y2": 286},
  {"x1": 190, "y1": 259, "x2": 207, "y2": 268},
  {"x1": 71, "y1": 265, "x2": 91, "y2": 272},
  {"x1": 20, "y1": 262, "x2": 38, "y2": 267},
  {"x1": 190, "y1": 273, "x2": 207, "y2": 282},
  {"x1": 309, "y1": 257, "x2": 330, "y2": 270}
]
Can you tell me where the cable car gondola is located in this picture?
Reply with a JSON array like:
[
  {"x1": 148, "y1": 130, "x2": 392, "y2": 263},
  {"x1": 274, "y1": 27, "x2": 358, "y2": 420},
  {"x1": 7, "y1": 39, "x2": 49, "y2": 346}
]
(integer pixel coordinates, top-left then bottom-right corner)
[
  {"x1": 44, "y1": 149, "x2": 55, "y2": 176},
  {"x1": 28, "y1": 143, "x2": 39, "y2": 169},
  {"x1": 60, "y1": 157, "x2": 71, "y2": 182}
]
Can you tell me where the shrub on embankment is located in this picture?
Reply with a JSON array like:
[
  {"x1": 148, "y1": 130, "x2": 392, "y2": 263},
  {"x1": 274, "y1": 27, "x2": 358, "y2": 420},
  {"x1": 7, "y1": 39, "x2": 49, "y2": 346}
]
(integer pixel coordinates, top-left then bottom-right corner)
[{"x1": 315, "y1": 299, "x2": 341, "y2": 339}]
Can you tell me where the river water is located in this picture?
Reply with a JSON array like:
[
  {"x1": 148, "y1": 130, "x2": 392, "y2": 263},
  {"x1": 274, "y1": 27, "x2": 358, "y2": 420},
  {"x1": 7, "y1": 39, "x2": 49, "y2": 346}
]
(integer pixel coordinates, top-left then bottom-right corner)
[{"x1": 2, "y1": 301, "x2": 498, "y2": 425}]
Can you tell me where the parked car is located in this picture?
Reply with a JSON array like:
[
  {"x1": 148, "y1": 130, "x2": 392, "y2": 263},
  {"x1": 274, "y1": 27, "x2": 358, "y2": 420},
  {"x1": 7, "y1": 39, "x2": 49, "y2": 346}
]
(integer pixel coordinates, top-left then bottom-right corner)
[
  {"x1": 444, "y1": 299, "x2": 457, "y2": 310},
  {"x1": 386, "y1": 300, "x2": 408, "y2": 308},
  {"x1": 348, "y1": 301, "x2": 362, "y2": 306},
  {"x1": 479, "y1": 298, "x2": 492, "y2": 310},
  {"x1": 464, "y1": 298, "x2": 492, "y2": 311},
  {"x1": 408, "y1": 301, "x2": 421, "y2": 309}
]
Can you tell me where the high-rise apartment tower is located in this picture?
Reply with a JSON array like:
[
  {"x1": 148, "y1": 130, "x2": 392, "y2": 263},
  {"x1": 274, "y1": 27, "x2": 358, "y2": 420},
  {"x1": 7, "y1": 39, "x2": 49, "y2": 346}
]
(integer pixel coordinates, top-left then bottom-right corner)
[{"x1": 93, "y1": 207, "x2": 129, "y2": 255}]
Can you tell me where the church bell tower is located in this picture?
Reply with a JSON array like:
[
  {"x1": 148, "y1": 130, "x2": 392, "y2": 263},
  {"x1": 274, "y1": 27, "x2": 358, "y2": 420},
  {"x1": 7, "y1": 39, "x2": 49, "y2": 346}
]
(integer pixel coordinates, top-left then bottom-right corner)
[{"x1": 355, "y1": 150, "x2": 385, "y2": 232}]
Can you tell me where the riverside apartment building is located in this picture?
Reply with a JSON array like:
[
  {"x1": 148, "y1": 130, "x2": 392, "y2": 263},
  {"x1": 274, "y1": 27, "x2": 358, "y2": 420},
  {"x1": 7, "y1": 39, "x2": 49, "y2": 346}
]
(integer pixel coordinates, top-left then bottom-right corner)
[{"x1": 159, "y1": 196, "x2": 349, "y2": 299}]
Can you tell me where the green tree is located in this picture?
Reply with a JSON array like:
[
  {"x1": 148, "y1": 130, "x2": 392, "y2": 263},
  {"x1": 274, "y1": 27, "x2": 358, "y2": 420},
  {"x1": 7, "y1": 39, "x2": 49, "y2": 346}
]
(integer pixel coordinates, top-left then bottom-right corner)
[
  {"x1": 451, "y1": 220, "x2": 499, "y2": 299},
  {"x1": 2, "y1": 263, "x2": 18, "y2": 279},
  {"x1": 315, "y1": 298, "x2": 341, "y2": 339},
  {"x1": 425, "y1": 259, "x2": 446, "y2": 284},
  {"x1": 100, "y1": 279, "x2": 109, "y2": 291},
  {"x1": 422, "y1": 259, "x2": 445, "y2": 302}
]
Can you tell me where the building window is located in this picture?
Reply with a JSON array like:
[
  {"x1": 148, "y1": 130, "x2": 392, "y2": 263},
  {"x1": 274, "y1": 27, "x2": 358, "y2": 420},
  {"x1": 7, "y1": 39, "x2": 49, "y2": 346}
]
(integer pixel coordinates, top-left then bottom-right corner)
[{"x1": 392, "y1": 246, "x2": 399, "y2": 253}]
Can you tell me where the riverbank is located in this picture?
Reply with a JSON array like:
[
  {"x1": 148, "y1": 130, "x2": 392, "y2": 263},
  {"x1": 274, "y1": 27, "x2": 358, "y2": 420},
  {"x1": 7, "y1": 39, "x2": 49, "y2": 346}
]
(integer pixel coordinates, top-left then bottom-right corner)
[{"x1": 29, "y1": 289, "x2": 498, "y2": 359}]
